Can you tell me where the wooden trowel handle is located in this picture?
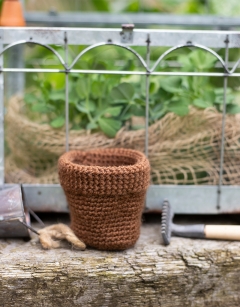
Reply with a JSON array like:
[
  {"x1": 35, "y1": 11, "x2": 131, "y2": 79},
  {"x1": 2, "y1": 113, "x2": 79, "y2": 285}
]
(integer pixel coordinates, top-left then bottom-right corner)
[{"x1": 205, "y1": 225, "x2": 240, "y2": 240}]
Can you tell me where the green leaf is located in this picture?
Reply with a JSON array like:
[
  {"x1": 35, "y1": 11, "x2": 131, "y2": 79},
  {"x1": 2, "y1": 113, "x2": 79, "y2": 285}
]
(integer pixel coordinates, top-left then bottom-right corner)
[
  {"x1": 44, "y1": 74, "x2": 65, "y2": 89},
  {"x1": 98, "y1": 118, "x2": 122, "y2": 138},
  {"x1": 129, "y1": 104, "x2": 145, "y2": 117},
  {"x1": 226, "y1": 104, "x2": 240, "y2": 114},
  {"x1": 91, "y1": 81, "x2": 103, "y2": 99},
  {"x1": 41, "y1": 80, "x2": 52, "y2": 92},
  {"x1": 50, "y1": 117, "x2": 65, "y2": 128},
  {"x1": 93, "y1": 60, "x2": 107, "y2": 70},
  {"x1": 167, "y1": 100, "x2": 189, "y2": 116},
  {"x1": 150, "y1": 104, "x2": 167, "y2": 121},
  {"x1": 87, "y1": 100, "x2": 96, "y2": 112},
  {"x1": 120, "y1": 112, "x2": 132, "y2": 121},
  {"x1": 110, "y1": 82, "x2": 135, "y2": 102},
  {"x1": 160, "y1": 77, "x2": 183, "y2": 93},
  {"x1": 149, "y1": 80, "x2": 159, "y2": 95},
  {"x1": 193, "y1": 99, "x2": 213, "y2": 109},
  {"x1": 70, "y1": 73, "x2": 81, "y2": 79},
  {"x1": 202, "y1": 90, "x2": 215, "y2": 103},
  {"x1": 214, "y1": 88, "x2": 233, "y2": 95},
  {"x1": 215, "y1": 96, "x2": 234, "y2": 105},
  {"x1": 134, "y1": 98, "x2": 146, "y2": 106},
  {"x1": 76, "y1": 101, "x2": 95, "y2": 113},
  {"x1": 214, "y1": 88, "x2": 235, "y2": 105},
  {"x1": 86, "y1": 122, "x2": 98, "y2": 130},
  {"x1": 104, "y1": 106, "x2": 122, "y2": 117},
  {"x1": 75, "y1": 103, "x2": 88, "y2": 114},
  {"x1": 76, "y1": 78, "x2": 88, "y2": 99},
  {"x1": 31, "y1": 104, "x2": 50, "y2": 113},
  {"x1": 178, "y1": 55, "x2": 192, "y2": 71},
  {"x1": 24, "y1": 93, "x2": 38, "y2": 104},
  {"x1": 189, "y1": 50, "x2": 217, "y2": 71},
  {"x1": 90, "y1": 0, "x2": 109, "y2": 12},
  {"x1": 71, "y1": 124, "x2": 83, "y2": 131},
  {"x1": 49, "y1": 91, "x2": 65, "y2": 101}
]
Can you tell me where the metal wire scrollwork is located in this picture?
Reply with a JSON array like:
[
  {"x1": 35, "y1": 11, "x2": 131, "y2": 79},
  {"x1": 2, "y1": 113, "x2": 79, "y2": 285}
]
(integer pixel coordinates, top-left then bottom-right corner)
[{"x1": 0, "y1": 33, "x2": 237, "y2": 210}]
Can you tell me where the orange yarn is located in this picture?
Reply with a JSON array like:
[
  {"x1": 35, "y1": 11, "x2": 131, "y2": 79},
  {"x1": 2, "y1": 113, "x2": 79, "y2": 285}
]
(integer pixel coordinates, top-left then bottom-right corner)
[{"x1": 58, "y1": 148, "x2": 150, "y2": 250}]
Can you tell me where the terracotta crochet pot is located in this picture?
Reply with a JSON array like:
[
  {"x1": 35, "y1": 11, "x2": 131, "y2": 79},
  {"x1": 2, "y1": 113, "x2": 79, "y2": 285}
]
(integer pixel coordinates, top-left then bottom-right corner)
[{"x1": 58, "y1": 148, "x2": 150, "y2": 251}]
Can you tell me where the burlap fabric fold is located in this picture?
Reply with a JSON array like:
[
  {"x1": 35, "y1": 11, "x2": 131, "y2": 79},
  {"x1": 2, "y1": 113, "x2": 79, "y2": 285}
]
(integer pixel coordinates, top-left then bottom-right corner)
[
  {"x1": 5, "y1": 95, "x2": 240, "y2": 185},
  {"x1": 58, "y1": 148, "x2": 150, "y2": 251}
]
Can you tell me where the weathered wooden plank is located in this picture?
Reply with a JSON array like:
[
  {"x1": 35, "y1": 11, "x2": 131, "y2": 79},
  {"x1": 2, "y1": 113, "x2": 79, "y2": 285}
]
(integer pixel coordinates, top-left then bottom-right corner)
[{"x1": 0, "y1": 222, "x2": 240, "y2": 307}]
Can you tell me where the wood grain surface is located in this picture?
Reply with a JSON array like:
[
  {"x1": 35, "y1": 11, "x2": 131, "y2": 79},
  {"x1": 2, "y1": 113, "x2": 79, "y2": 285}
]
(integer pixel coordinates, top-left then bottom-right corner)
[{"x1": 0, "y1": 220, "x2": 240, "y2": 307}]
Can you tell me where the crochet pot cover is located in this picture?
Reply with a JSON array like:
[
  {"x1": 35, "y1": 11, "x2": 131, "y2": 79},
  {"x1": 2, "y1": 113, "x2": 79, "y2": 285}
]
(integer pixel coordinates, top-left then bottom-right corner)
[{"x1": 58, "y1": 148, "x2": 150, "y2": 250}]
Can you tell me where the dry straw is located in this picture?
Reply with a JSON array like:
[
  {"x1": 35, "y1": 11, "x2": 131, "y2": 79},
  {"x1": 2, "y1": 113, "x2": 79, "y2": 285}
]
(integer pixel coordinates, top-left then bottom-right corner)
[{"x1": 5, "y1": 95, "x2": 240, "y2": 185}]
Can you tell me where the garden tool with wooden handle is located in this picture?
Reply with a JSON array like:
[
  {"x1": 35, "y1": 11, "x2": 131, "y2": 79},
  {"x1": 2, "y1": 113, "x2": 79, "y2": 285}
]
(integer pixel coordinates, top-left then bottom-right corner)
[{"x1": 161, "y1": 199, "x2": 240, "y2": 245}]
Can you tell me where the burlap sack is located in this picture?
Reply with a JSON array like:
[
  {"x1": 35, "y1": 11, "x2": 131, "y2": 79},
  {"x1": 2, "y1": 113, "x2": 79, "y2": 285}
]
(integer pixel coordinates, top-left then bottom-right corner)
[
  {"x1": 58, "y1": 148, "x2": 150, "y2": 250},
  {"x1": 5, "y1": 96, "x2": 147, "y2": 183},
  {"x1": 5, "y1": 95, "x2": 240, "y2": 185}
]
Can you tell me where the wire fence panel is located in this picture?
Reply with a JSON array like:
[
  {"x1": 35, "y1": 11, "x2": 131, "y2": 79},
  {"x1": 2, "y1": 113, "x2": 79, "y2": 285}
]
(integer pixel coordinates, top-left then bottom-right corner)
[{"x1": 1, "y1": 27, "x2": 240, "y2": 213}]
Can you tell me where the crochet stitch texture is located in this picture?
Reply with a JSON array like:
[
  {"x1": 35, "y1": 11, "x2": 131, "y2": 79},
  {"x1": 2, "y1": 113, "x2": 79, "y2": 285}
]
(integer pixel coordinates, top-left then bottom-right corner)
[{"x1": 58, "y1": 148, "x2": 150, "y2": 250}]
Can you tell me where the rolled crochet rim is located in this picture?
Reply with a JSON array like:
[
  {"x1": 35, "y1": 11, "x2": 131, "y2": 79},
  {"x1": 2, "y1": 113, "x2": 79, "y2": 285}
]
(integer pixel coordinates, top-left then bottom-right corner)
[
  {"x1": 58, "y1": 148, "x2": 150, "y2": 195},
  {"x1": 59, "y1": 148, "x2": 148, "y2": 174}
]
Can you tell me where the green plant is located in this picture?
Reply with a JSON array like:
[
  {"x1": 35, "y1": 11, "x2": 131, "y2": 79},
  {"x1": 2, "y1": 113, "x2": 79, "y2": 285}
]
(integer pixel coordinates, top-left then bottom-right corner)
[
  {"x1": 25, "y1": 70, "x2": 150, "y2": 137},
  {"x1": 120, "y1": 0, "x2": 212, "y2": 14},
  {"x1": 148, "y1": 49, "x2": 240, "y2": 118},
  {"x1": 24, "y1": 48, "x2": 240, "y2": 138},
  {"x1": 24, "y1": 45, "x2": 148, "y2": 137}
]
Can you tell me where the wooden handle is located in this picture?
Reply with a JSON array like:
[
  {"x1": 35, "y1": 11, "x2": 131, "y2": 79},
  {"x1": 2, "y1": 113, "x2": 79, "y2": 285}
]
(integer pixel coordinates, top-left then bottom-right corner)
[{"x1": 205, "y1": 225, "x2": 240, "y2": 240}]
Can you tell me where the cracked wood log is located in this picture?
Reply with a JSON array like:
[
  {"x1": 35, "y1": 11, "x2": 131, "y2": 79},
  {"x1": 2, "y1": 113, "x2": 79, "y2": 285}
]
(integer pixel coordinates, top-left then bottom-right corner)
[{"x1": 0, "y1": 222, "x2": 240, "y2": 307}]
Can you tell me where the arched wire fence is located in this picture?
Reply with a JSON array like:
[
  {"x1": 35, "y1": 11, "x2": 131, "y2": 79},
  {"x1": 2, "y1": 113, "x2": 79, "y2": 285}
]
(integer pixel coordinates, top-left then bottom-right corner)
[{"x1": 0, "y1": 27, "x2": 240, "y2": 214}]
